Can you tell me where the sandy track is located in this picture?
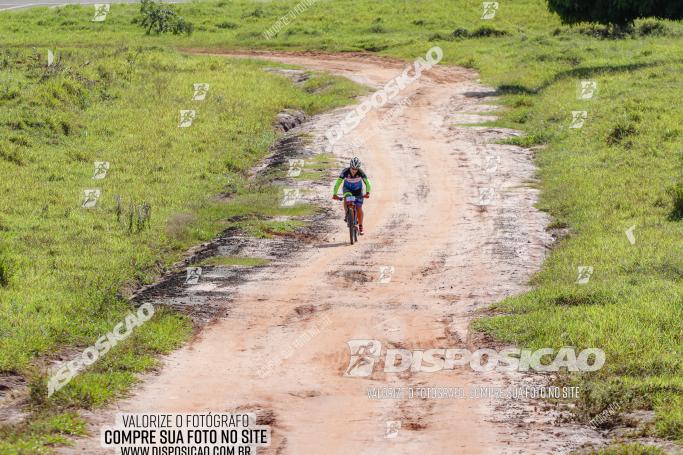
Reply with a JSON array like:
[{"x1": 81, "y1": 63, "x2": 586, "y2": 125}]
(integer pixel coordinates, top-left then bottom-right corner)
[{"x1": 62, "y1": 51, "x2": 603, "y2": 454}]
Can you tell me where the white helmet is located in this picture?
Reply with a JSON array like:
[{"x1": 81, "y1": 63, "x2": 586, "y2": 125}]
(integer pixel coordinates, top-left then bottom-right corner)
[{"x1": 350, "y1": 157, "x2": 362, "y2": 169}]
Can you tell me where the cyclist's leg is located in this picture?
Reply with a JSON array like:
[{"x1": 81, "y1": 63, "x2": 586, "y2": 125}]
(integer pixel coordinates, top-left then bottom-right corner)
[{"x1": 352, "y1": 190, "x2": 364, "y2": 232}]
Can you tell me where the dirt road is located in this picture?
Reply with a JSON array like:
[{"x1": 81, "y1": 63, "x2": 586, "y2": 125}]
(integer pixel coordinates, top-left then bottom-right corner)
[{"x1": 63, "y1": 51, "x2": 604, "y2": 454}]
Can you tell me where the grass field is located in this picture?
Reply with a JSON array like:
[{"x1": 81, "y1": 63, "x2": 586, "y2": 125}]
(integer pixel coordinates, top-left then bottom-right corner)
[
  {"x1": 1, "y1": 0, "x2": 682, "y2": 452},
  {"x1": 0, "y1": 25, "x2": 363, "y2": 454}
]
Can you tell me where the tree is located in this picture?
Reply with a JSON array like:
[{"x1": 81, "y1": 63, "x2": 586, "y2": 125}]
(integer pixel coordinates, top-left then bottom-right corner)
[
  {"x1": 547, "y1": 0, "x2": 683, "y2": 26},
  {"x1": 138, "y1": 0, "x2": 194, "y2": 35}
]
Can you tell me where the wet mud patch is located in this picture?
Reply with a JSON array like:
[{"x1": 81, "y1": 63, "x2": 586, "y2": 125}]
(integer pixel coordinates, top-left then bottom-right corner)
[
  {"x1": 0, "y1": 375, "x2": 30, "y2": 426},
  {"x1": 397, "y1": 398, "x2": 434, "y2": 431},
  {"x1": 130, "y1": 226, "x2": 316, "y2": 325},
  {"x1": 416, "y1": 255, "x2": 447, "y2": 278},
  {"x1": 264, "y1": 67, "x2": 310, "y2": 87},
  {"x1": 287, "y1": 389, "x2": 321, "y2": 399},
  {"x1": 328, "y1": 268, "x2": 371, "y2": 284},
  {"x1": 252, "y1": 135, "x2": 307, "y2": 181},
  {"x1": 288, "y1": 303, "x2": 331, "y2": 323}
]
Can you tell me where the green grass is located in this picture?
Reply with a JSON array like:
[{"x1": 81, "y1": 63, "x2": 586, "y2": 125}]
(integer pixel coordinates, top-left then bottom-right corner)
[
  {"x1": 584, "y1": 443, "x2": 668, "y2": 455},
  {"x1": 1, "y1": 0, "x2": 682, "y2": 450},
  {"x1": 0, "y1": 17, "x2": 363, "y2": 452},
  {"x1": 0, "y1": 46, "x2": 360, "y2": 373},
  {"x1": 0, "y1": 412, "x2": 85, "y2": 455}
]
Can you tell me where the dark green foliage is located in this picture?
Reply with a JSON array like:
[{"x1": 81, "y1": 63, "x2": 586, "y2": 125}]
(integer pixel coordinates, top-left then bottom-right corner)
[
  {"x1": 138, "y1": 0, "x2": 194, "y2": 35},
  {"x1": 547, "y1": 0, "x2": 683, "y2": 26},
  {"x1": 667, "y1": 183, "x2": 683, "y2": 220}
]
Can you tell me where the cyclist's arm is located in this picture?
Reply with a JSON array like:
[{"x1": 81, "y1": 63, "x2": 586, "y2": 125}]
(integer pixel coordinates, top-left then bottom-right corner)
[
  {"x1": 363, "y1": 177, "x2": 372, "y2": 194},
  {"x1": 332, "y1": 177, "x2": 344, "y2": 195}
]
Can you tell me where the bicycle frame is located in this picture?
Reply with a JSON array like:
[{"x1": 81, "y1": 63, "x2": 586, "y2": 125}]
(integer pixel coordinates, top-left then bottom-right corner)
[{"x1": 342, "y1": 192, "x2": 359, "y2": 244}]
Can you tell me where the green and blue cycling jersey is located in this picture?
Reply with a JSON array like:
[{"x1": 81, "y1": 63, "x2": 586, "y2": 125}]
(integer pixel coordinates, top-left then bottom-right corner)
[{"x1": 332, "y1": 167, "x2": 371, "y2": 199}]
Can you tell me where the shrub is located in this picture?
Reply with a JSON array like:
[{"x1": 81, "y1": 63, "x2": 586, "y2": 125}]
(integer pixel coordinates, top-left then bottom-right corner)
[
  {"x1": 216, "y1": 21, "x2": 237, "y2": 29},
  {"x1": 606, "y1": 122, "x2": 637, "y2": 146},
  {"x1": 667, "y1": 182, "x2": 683, "y2": 220},
  {"x1": 138, "y1": 0, "x2": 193, "y2": 35},
  {"x1": 0, "y1": 251, "x2": 13, "y2": 287},
  {"x1": 469, "y1": 26, "x2": 509, "y2": 38},
  {"x1": 451, "y1": 27, "x2": 469, "y2": 38}
]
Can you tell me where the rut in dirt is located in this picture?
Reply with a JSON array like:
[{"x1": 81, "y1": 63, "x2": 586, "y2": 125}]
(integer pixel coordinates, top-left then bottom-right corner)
[{"x1": 61, "y1": 51, "x2": 610, "y2": 455}]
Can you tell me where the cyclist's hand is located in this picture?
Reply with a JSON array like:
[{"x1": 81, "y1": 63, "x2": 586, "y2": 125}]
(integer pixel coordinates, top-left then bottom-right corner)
[
  {"x1": 364, "y1": 193, "x2": 370, "y2": 199},
  {"x1": 332, "y1": 195, "x2": 341, "y2": 200}
]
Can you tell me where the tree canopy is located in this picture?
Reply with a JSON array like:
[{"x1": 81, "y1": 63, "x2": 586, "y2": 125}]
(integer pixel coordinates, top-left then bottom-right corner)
[{"x1": 547, "y1": 0, "x2": 683, "y2": 25}]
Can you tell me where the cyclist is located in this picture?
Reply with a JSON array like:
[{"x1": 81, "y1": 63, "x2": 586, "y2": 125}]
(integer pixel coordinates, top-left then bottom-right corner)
[{"x1": 332, "y1": 157, "x2": 371, "y2": 235}]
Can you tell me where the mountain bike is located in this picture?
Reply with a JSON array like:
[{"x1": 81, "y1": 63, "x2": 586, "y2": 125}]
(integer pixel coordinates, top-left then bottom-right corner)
[
  {"x1": 342, "y1": 192, "x2": 359, "y2": 245},
  {"x1": 344, "y1": 192, "x2": 360, "y2": 245}
]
